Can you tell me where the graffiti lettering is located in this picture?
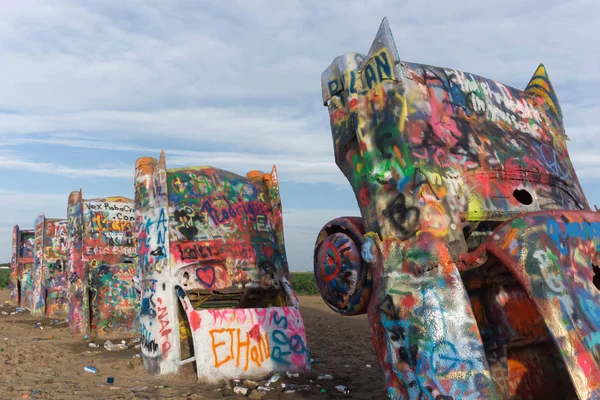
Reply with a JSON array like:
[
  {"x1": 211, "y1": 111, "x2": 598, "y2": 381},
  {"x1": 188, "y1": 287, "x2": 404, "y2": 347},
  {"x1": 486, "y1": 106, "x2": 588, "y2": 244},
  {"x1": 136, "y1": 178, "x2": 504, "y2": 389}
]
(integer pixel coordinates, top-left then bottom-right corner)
[
  {"x1": 209, "y1": 326, "x2": 271, "y2": 370},
  {"x1": 156, "y1": 297, "x2": 172, "y2": 357},
  {"x1": 200, "y1": 197, "x2": 270, "y2": 227},
  {"x1": 174, "y1": 242, "x2": 214, "y2": 261}
]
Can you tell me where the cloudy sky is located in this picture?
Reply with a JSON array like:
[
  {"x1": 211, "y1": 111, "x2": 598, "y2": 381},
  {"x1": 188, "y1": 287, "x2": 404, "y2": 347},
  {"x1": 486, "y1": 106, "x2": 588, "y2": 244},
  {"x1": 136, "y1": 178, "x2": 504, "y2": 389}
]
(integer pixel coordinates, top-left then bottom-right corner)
[{"x1": 1, "y1": 0, "x2": 599, "y2": 270}]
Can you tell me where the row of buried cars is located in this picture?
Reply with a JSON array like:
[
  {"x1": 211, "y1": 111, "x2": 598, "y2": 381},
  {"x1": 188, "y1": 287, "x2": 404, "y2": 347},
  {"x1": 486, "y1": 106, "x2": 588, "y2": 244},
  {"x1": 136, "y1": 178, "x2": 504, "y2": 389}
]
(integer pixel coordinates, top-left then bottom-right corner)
[
  {"x1": 9, "y1": 152, "x2": 311, "y2": 383},
  {"x1": 7, "y1": 18, "x2": 600, "y2": 399}
]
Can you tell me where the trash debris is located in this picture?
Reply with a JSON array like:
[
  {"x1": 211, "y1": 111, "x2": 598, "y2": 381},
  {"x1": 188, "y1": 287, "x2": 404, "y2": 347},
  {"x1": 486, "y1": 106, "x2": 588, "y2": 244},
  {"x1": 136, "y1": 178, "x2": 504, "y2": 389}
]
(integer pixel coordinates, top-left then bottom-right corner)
[
  {"x1": 84, "y1": 366, "x2": 98, "y2": 374},
  {"x1": 1, "y1": 311, "x2": 8, "y2": 316},
  {"x1": 89, "y1": 342, "x2": 99, "y2": 348},
  {"x1": 256, "y1": 386, "x2": 272, "y2": 391},
  {"x1": 365, "y1": 364, "x2": 372, "y2": 368},
  {"x1": 320, "y1": 389, "x2": 327, "y2": 393},
  {"x1": 154, "y1": 385, "x2": 167, "y2": 389},
  {"x1": 233, "y1": 386, "x2": 249, "y2": 395},
  {"x1": 286, "y1": 371, "x2": 299, "y2": 378},
  {"x1": 310, "y1": 358, "x2": 320, "y2": 364},
  {"x1": 317, "y1": 374, "x2": 333, "y2": 380},
  {"x1": 107, "y1": 377, "x2": 114, "y2": 384},
  {"x1": 265, "y1": 373, "x2": 280, "y2": 386},
  {"x1": 344, "y1": 364, "x2": 350, "y2": 368},
  {"x1": 104, "y1": 339, "x2": 128, "y2": 351},
  {"x1": 32, "y1": 390, "x2": 41, "y2": 395},
  {"x1": 132, "y1": 353, "x2": 141, "y2": 358},
  {"x1": 83, "y1": 335, "x2": 88, "y2": 340},
  {"x1": 336, "y1": 385, "x2": 350, "y2": 394},
  {"x1": 283, "y1": 390, "x2": 296, "y2": 394}
]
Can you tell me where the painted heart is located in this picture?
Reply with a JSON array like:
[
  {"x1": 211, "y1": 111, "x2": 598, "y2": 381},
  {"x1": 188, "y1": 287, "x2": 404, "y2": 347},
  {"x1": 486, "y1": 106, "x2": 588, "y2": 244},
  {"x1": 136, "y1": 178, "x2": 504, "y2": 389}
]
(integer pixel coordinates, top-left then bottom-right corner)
[{"x1": 196, "y1": 266, "x2": 215, "y2": 287}]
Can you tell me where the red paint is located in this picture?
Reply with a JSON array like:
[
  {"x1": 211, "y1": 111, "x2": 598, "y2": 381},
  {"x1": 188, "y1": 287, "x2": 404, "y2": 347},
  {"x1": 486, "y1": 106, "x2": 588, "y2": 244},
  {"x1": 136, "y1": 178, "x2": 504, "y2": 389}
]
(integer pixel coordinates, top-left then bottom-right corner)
[
  {"x1": 249, "y1": 324, "x2": 261, "y2": 341},
  {"x1": 189, "y1": 312, "x2": 201, "y2": 331},
  {"x1": 401, "y1": 295, "x2": 416, "y2": 309},
  {"x1": 320, "y1": 240, "x2": 341, "y2": 283},
  {"x1": 359, "y1": 187, "x2": 371, "y2": 206},
  {"x1": 263, "y1": 245, "x2": 274, "y2": 258},
  {"x1": 196, "y1": 266, "x2": 215, "y2": 287}
]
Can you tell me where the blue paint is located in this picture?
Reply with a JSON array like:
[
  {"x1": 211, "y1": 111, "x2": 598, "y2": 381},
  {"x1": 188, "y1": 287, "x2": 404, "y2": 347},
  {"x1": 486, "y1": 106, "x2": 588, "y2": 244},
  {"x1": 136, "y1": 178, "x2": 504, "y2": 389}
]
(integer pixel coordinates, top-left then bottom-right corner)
[
  {"x1": 271, "y1": 312, "x2": 288, "y2": 330},
  {"x1": 547, "y1": 219, "x2": 600, "y2": 255},
  {"x1": 585, "y1": 332, "x2": 600, "y2": 349},
  {"x1": 361, "y1": 238, "x2": 375, "y2": 263}
]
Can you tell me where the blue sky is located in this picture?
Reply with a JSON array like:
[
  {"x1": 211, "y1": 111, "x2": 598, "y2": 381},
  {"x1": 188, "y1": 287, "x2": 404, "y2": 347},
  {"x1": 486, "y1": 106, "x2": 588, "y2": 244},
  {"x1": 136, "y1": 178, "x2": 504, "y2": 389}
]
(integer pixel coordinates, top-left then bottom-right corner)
[{"x1": 1, "y1": 0, "x2": 599, "y2": 270}]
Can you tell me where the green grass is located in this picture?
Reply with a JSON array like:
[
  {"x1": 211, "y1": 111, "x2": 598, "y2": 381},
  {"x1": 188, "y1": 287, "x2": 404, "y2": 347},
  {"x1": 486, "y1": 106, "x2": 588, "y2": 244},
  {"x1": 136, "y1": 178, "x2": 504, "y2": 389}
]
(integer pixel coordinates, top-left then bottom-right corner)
[
  {"x1": 0, "y1": 264, "x2": 9, "y2": 289},
  {"x1": 290, "y1": 272, "x2": 318, "y2": 295}
]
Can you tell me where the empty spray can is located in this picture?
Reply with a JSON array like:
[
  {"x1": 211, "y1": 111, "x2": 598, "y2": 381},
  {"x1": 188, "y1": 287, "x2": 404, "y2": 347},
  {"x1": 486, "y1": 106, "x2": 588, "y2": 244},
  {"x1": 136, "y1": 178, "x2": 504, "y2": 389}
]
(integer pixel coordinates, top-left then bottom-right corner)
[{"x1": 336, "y1": 385, "x2": 350, "y2": 394}]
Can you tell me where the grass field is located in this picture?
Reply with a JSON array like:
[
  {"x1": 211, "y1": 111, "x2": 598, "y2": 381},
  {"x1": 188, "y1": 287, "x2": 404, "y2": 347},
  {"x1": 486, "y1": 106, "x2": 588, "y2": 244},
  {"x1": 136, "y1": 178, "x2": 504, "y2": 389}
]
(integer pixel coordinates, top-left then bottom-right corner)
[
  {"x1": 289, "y1": 271, "x2": 318, "y2": 295},
  {"x1": 0, "y1": 264, "x2": 9, "y2": 289}
]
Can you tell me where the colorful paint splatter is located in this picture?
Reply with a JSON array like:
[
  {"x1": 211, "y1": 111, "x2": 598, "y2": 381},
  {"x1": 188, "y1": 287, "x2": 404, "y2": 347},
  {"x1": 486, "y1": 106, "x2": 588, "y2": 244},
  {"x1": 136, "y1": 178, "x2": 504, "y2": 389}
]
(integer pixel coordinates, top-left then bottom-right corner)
[
  {"x1": 67, "y1": 190, "x2": 139, "y2": 338},
  {"x1": 134, "y1": 152, "x2": 309, "y2": 380},
  {"x1": 29, "y1": 215, "x2": 69, "y2": 319},
  {"x1": 9, "y1": 226, "x2": 35, "y2": 307},
  {"x1": 316, "y1": 18, "x2": 599, "y2": 400}
]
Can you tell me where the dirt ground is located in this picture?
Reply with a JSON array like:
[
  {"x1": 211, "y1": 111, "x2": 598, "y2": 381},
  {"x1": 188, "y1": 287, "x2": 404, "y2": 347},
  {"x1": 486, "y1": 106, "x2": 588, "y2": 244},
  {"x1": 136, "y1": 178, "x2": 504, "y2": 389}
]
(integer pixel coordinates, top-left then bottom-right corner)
[{"x1": 0, "y1": 290, "x2": 385, "y2": 400}]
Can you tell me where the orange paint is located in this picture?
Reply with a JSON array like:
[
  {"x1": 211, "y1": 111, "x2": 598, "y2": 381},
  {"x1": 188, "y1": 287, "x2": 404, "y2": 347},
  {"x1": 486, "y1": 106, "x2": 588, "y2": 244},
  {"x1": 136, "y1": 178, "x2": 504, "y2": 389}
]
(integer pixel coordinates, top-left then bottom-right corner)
[{"x1": 209, "y1": 327, "x2": 271, "y2": 371}]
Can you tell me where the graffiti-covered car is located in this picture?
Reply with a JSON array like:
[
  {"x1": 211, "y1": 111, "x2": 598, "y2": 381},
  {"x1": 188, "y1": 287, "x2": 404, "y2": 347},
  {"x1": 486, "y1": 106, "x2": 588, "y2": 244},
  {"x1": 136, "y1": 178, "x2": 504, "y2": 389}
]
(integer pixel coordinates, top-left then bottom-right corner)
[
  {"x1": 134, "y1": 152, "x2": 310, "y2": 382},
  {"x1": 67, "y1": 190, "x2": 139, "y2": 338},
  {"x1": 315, "y1": 18, "x2": 599, "y2": 400},
  {"x1": 9, "y1": 225, "x2": 35, "y2": 307},
  {"x1": 30, "y1": 215, "x2": 69, "y2": 318}
]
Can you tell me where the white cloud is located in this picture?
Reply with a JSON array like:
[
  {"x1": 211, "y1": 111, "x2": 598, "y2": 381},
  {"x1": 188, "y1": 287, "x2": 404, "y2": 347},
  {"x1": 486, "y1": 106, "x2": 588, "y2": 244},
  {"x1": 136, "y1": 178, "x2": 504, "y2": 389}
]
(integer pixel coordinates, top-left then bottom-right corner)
[
  {"x1": 0, "y1": 152, "x2": 131, "y2": 179},
  {"x1": 0, "y1": 107, "x2": 333, "y2": 156},
  {"x1": 0, "y1": 1, "x2": 597, "y2": 170},
  {"x1": 0, "y1": 142, "x2": 346, "y2": 184}
]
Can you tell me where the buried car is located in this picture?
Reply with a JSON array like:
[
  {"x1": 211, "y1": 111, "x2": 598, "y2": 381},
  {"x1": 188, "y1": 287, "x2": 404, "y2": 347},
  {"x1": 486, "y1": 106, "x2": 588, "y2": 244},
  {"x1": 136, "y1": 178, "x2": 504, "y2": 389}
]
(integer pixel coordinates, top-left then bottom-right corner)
[
  {"x1": 9, "y1": 225, "x2": 35, "y2": 307},
  {"x1": 67, "y1": 190, "x2": 139, "y2": 338},
  {"x1": 134, "y1": 152, "x2": 310, "y2": 382},
  {"x1": 30, "y1": 214, "x2": 69, "y2": 319},
  {"x1": 315, "y1": 18, "x2": 599, "y2": 400}
]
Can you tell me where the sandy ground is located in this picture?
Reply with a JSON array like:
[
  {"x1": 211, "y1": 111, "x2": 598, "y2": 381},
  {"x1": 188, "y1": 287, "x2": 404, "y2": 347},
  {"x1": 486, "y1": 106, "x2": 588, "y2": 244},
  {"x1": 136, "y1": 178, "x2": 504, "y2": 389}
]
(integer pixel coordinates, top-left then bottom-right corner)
[{"x1": 0, "y1": 290, "x2": 385, "y2": 400}]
